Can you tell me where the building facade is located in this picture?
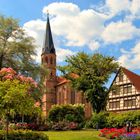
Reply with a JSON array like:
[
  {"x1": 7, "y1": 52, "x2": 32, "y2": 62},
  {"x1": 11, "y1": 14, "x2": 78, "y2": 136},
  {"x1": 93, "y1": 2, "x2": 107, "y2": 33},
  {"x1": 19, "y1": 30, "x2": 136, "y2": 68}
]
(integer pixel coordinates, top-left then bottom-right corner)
[
  {"x1": 107, "y1": 67, "x2": 140, "y2": 111},
  {"x1": 41, "y1": 15, "x2": 92, "y2": 118}
]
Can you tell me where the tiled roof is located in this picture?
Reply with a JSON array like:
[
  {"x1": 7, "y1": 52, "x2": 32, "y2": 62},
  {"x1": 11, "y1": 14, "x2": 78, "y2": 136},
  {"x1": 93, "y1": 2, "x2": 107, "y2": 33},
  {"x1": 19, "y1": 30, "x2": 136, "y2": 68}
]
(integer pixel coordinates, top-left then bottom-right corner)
[
  {"x1": 56, "y1": 73, "x2": 79, "y2": 86},
  {"x1": 122, "y1": 67, "x2": 140, "y2": 92},
  {"x1": 57, "y1": 77, "x2": 69, "y2": 86}
]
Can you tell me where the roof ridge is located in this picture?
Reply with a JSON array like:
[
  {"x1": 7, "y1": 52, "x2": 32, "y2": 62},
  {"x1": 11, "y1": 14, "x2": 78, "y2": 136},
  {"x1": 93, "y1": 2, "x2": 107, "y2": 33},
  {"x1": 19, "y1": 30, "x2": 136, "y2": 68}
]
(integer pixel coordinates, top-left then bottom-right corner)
[{"x1": 122, "y1": 67, "x2": 140, "y2": 92}]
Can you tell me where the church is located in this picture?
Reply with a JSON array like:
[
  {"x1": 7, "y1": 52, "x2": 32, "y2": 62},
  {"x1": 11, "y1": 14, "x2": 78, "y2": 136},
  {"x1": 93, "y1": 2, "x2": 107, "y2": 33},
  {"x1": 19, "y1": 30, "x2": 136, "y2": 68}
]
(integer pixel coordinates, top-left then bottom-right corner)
[
  {"x1": 41, "y1": 15, "x2": 92, "y2": 118},
  {"x1": 40, "y1": 14, "x2": 140, "y2": 118}
]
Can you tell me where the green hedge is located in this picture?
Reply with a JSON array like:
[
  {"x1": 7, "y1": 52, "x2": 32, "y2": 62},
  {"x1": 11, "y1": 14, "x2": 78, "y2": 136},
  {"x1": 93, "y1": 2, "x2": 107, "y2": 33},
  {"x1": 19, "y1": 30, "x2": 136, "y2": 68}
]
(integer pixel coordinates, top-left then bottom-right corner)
[
  {"x1": 86, "y1": 110, "x2": 140, "y2": 128},
  {"x1": 48, "y1": 104, "x2": 85, "y2": 123},
  {"x1": 48, "y1": 104, "x2": 85, "y2": 129},
  {"x1": 0, "y1": 130, "x2": 49, "y2": 140}
]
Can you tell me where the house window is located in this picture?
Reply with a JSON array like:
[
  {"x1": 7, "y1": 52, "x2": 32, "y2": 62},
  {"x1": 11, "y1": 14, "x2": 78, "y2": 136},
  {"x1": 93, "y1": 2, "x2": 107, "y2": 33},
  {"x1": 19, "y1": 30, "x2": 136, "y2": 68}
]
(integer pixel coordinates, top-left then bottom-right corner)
[
  {"x1": 109, "y1": 101, "x2": 120, "y2": 109},
  {"x1": 127, "y1": 85, "x2": 132, "y2": 93},
  {"x1": 112, "y1": 86, "x2": 120, "y2": 95},
  {"x1": 123, "y1": 84, "x2": 132, "y2": 94},
  {"x1": 124, "y1": 99, "x2": 136, "y2": 107},
  {"x1": 123, "y1": 86, "x2": 128, "y2": 94}
]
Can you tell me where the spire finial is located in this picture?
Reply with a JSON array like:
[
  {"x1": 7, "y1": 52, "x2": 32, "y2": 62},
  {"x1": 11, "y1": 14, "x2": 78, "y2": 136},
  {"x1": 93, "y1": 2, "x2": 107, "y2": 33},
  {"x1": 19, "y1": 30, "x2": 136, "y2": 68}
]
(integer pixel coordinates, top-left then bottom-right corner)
[{"x1": 47, "y1": 10, "x2": 49, "y2": 20}]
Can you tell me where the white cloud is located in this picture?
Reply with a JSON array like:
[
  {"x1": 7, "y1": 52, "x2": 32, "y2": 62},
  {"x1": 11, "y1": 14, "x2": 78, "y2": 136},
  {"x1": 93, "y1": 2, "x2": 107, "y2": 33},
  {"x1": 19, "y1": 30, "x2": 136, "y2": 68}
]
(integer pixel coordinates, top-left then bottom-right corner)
[
  {"x1": 102, "y1": 21, "x2": 140, "y2": 44},
  {"x1": 105, "y1": 0, "x2": 131, "y2": 15},
  {"x1": 118, "y1": 42, "x2": 140, "y2": 69},
  {"x1": 23, "y1": 19, "x2": 45, "y2": 47},
  {"x1": 43, "y1": 2, "x2": 80, "y2": 17},
  {"x1": 22, "y1": 1, "x2": 140, "y2": 66},
  {"x1": 88, "y1": 40, "x2": 100, "y2": 51},
  {"x1": 43, "y1": 2, "x2": 106, "y2": 47},
  {"x1": 56, "y1": 48, "x2": 75, "y2": 62},
  {"x1": 23, "y1": 2, "x2": 109, "y2": 63},
  {"x1": 130, "y1": 0, "x2": 140, "y2": 17}
]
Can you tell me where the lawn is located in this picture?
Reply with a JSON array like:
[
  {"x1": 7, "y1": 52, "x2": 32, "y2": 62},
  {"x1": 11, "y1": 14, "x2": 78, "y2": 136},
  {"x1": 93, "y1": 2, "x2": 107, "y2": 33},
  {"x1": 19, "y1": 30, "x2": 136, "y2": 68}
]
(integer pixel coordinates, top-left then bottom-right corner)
[{"x1": 45, "y1": 130, "x2": 106, "y2": 140}]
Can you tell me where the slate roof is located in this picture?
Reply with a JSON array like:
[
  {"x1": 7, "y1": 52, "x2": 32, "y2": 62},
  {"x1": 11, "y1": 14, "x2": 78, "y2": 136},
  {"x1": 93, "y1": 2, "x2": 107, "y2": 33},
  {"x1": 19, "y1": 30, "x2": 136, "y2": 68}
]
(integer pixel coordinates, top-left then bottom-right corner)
[{"x1": 42, "y1": 14, "x2": 55, "y2": 55}]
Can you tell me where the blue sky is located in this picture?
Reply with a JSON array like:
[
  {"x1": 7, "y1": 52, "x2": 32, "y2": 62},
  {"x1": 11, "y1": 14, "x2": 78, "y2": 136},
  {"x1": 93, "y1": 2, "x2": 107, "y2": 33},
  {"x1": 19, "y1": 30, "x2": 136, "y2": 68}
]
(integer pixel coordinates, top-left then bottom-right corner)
[{"x1": 0, "y1": 0, "x2": 140, "y2": 76}]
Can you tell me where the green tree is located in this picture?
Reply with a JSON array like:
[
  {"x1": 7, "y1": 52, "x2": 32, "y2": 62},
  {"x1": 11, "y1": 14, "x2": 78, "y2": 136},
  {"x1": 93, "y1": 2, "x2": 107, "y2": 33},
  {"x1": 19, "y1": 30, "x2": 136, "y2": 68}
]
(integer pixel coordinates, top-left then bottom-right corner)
[
  {"x1": 0, "y1": 68, "x2": 40, "y2": 137},
  {"x1": 58, "y1": 52, "x2": 119, "y2": 113},
  {"x1": 0, "y1": 15, "x2": 39, "y2": 78}
]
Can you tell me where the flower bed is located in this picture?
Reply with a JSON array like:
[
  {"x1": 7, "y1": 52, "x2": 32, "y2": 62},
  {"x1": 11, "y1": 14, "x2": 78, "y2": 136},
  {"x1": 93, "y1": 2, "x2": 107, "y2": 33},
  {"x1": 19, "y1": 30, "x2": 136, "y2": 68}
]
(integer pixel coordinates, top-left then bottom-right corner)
[{"x1": 99, "y1": 127, "x2": 140, "y2": 139}]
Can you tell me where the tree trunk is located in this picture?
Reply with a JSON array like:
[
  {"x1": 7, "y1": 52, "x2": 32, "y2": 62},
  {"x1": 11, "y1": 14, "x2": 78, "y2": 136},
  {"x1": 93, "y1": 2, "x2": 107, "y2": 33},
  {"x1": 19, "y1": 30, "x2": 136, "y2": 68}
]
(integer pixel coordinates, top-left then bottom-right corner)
[
  {"x1": 0, "y1": 54, "x2": 4, "y2": 70},
  {"x1": 21, "y1": 115, "x2": 24, "y2": 123},
  {"x1": 5, "y1": 114, "x2": 9, "y2": 140}
]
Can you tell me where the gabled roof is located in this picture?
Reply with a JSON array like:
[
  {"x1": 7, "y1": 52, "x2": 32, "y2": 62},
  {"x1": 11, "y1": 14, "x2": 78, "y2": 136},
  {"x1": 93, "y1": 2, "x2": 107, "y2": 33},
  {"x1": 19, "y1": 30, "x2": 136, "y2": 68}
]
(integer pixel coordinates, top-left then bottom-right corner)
[
  {"x1": 42, "y1": 13, "x2": 55, "y2": 55},
  {"x1": 122, "y1": 67, "x2": 140, "y2": 92},
  {"x1": 57, "y1": 77, "x2": 69, "y2": 86},
  {"x1": 56, "y1": 73, "x2": 79, "y2": 86}
]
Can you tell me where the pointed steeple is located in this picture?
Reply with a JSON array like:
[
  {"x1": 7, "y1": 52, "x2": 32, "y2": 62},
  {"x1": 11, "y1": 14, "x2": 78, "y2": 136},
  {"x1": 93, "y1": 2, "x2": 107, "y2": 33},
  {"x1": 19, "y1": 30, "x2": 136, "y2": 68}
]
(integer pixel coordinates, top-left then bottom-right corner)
[{"x1": 42, "y1": 12, "x2": 55, "y2": 55}]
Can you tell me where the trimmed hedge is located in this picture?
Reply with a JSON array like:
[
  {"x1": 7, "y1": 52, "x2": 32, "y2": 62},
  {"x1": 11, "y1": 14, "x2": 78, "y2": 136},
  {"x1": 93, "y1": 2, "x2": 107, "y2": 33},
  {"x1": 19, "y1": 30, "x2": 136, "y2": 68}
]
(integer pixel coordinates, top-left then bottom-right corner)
[
  {"x1": 86, "y1": 110, "x2": 140, "y2": 129},
  {"x1": 0, "y1": 130, "x2": 49, "y2": 140}
]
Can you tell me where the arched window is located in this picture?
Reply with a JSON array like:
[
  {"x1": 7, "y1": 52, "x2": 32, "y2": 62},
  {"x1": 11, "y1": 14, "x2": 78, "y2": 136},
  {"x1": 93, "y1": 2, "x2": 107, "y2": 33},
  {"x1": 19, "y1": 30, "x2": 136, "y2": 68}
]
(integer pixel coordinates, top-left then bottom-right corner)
[
  {"x1": 50, "y1": 57, "x2": 53, "y2": 64},
  {"x1": 45, "y1": 56, "x2": 48, "y2": 63},
  {"x1": 50, "y1": 72, "x2": 53, "y2": 80}
]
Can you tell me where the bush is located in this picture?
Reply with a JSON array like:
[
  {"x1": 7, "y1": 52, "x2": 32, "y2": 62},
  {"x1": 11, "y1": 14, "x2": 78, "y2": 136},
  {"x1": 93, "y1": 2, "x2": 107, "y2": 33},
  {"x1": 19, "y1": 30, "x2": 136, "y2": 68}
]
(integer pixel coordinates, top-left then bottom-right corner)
[
  {"x1": 48, "y1": 105, "x2": 85, "y2": 130},
  {"x1": 0, "y1": 130, "x2": 49, "y2": 140},
  {"x1": 87, "y1": 112, "x2": 109, "y2": 129},
  {"x1": 51, "y1": 121, "x2": 78, "y2": 131},
  {"x1": 48, "y1": 104, "x2": 85, "y2": 130},
  {"x1": 48, "y1": 104, "x2": 84, "y2": 123},
  {"x1": 86, "y1": 110, "x2": 140, "y2": 129}
]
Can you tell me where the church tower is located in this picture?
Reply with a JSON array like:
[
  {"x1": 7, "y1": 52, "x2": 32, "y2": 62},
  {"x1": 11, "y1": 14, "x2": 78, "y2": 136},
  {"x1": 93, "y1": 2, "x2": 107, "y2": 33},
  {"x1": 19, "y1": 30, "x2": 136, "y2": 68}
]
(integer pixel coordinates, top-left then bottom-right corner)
[{"x1": 41, "y1": 13, "x2": 57, "y2": 117}]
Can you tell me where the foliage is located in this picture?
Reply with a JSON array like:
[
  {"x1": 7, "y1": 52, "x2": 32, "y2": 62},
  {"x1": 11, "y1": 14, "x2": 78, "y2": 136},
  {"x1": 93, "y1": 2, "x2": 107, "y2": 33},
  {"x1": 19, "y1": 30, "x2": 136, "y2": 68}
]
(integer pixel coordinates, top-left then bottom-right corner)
[
  {"x1": 87, "y1": 111, "x2": 140, "y2": 129},
  {"x1": 48, "y1": 104, "x2": 85, "y2": 123},
  {"x1": 51, "y1": 121, "x2": 78, "y2": 131},
  {"x1": 88, "y1": 112, "x2": 109, "y2": 129},
  {"x1": 0, "y1": 130, "x2": 49, "y2": 140},
  {"x1": 8, "y1": 122, "x2": 49, "y2": 131},
  {"x1": 58, "y1": 52, "x2": 119, "y2": 113},
  {"x1": 48, "y1": 104, "x2": 85, "y2": 130},
  {"x1": 0, "y1": 15, "x2": 41, "y2": 79},
  {"x1": 0, "y1": 67, "x2": 40, "y2": 117},
  {"x1": 0, "y1": 67, "x2": 41, "y2": 137}
]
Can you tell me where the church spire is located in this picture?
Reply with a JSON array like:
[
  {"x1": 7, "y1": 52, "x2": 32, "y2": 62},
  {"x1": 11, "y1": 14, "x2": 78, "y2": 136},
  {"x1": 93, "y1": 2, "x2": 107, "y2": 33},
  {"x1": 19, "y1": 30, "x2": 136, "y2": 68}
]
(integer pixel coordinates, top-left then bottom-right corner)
[{"x1": 42, "y1": 12, "x2": 55, "y2": 55}]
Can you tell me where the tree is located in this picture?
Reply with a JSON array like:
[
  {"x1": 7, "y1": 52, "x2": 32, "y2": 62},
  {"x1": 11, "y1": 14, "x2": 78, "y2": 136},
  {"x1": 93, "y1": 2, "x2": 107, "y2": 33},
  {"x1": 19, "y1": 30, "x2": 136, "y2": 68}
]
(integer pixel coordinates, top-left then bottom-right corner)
[
  {"x1": 0, "y1": 67, "x2": 40, "y2": 137},
  {"x1": 58, "y1": 52, "x2": 119, "y2": 113},
  {"x1": 0, "y1": 15, "x2": 39, "y2": 78}
]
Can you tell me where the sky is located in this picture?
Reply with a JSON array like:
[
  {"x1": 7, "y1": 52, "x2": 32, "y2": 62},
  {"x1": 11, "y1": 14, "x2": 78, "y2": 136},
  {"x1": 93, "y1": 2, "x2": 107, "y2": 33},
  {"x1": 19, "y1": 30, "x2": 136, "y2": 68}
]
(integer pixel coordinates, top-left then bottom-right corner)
[{"x1": 0, "y1": 0, "x2": 140, "y2": 76}]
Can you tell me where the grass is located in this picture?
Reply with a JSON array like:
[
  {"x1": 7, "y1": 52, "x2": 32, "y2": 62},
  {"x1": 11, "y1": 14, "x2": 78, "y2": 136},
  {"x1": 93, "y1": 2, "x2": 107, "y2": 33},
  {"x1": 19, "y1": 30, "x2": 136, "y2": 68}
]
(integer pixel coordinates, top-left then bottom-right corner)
[{"x1": 45, "y1": 130, "x2": 106, "y2": 140}]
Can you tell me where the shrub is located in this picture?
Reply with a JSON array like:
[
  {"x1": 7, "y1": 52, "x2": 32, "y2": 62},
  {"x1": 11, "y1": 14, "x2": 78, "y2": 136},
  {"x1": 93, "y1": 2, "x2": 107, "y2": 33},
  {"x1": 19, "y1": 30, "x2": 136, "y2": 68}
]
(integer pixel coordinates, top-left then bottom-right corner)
[
  {"x1": 87, "y1": 110, "x2": 140, "y2": 128},
  {"x1": 51, "y1": 121, "x2": 79, "y2": 131},
  {"x1": 88, "y1": 112, "x2": 109, "y2": 129},
  {"x1": 0, "y1": 130, "x2": 49, "y2": 140},
  {"x1": 48, "y1": 104, "x2": 85, "y2": 129}
]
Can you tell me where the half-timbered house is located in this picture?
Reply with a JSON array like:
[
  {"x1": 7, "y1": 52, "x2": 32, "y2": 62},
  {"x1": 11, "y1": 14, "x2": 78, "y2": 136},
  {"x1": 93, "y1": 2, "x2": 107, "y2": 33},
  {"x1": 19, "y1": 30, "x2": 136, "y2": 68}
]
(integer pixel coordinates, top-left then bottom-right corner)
[{"x1": 107, "y1": 67, "x2": 140, "y2": 111}]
